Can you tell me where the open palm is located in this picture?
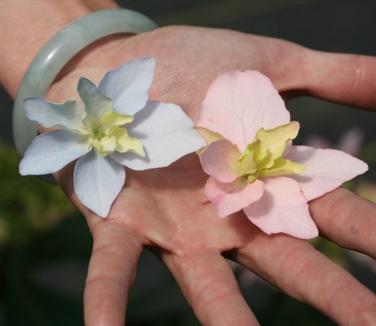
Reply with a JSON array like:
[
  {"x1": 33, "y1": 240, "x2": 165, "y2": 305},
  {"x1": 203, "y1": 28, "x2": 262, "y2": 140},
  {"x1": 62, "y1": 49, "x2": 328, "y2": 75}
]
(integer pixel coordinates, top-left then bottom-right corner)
[{"x1": 49, "y1": 26, "x2": 376, "y2": 325}]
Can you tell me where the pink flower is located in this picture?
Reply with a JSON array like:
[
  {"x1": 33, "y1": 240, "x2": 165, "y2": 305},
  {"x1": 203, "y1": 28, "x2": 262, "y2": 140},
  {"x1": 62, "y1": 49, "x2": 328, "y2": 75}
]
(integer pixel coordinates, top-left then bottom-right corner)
[{"x1": 197, "y1": 71, "x2": 368, "y2": 239}]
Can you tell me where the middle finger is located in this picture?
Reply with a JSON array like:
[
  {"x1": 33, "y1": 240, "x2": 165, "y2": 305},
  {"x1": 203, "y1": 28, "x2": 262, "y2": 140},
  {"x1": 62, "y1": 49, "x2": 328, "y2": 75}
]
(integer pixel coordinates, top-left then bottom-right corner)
[
  {"x1": 162, "y1": 250, "x2": 259, "y2": 326},
  {"x1": 237, "y1": 231, "x2": 376, "y2": 325}
]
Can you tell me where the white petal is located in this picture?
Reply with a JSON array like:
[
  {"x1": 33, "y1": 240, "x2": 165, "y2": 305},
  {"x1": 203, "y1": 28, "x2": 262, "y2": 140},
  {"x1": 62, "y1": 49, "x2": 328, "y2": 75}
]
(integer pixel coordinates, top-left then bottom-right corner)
[
  {"x1": 23, "y1": 97, "x2": 84, "y2": 131},
  {"x1": 99, "y1": 57, "x2": 155, "y2": 116},
  {"x1": 74, "y1": 151, "x2": 125, "y2": 217},
  {"x1": 286, "y1": 145, "x2": 368, "y2": 200},
  {"x1": 19, "y1": 130, "x2": 90, "y2": 175},
  {"x1": 111, "y1": 101, "x2": 205, "y2": 170},
  {"x1": 77, "y1": 77, "x2": 112, "y2": 122}
]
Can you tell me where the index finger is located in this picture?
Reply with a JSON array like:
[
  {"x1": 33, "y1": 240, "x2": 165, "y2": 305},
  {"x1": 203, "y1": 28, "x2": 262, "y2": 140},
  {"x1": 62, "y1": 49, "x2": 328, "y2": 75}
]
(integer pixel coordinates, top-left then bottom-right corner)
[
  {"x1": 301, "y1": 50, "x2": 376, "y2": 110},
  {"x1": 310, "y1": 188, "x2": 376, "y2": 258}
]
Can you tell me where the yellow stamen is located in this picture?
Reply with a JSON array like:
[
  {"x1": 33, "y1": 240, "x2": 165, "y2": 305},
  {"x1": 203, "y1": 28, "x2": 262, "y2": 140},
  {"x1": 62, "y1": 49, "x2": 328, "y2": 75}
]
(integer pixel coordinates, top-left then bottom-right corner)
[
  {"x1": 236, "y1": 121, "x2": 304, "y2": 182},
  {"x1": 84, "y1": 110, "x2": 144, "y2": 157}
]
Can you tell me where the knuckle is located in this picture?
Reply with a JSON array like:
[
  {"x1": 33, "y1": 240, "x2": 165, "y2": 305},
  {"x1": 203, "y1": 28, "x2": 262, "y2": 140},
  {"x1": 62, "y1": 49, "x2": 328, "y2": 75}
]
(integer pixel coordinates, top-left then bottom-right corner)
[
  {"x1": 92, "y1": 242, "x2": 119, "y2": 257},
  {"x1": 350, "y1": 55, "x2": 368, "y2": 93},
  {"x1": 85, "y1": 273, "x2": 116, "y2": 288},
  {"x1": 195, "y1": 278, "x2": 238, "y2": 310}
]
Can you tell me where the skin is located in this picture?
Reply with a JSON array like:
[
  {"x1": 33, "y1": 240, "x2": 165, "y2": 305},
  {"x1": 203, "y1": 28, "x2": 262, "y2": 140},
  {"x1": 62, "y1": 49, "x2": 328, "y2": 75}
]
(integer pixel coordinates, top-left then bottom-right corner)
[
  {"x1": 50, "y1": 27, "x2": 376, "y2": 326},
  {"x1": 0, "y1": 2, "x2": 376, "y2": 326}
]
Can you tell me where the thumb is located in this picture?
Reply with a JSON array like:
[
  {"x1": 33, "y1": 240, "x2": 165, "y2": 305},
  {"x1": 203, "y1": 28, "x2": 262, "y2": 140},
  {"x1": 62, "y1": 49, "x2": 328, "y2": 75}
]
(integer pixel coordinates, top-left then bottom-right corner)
[{"x1": 299, "y1": 49, "x2": 376, "y2": 110}]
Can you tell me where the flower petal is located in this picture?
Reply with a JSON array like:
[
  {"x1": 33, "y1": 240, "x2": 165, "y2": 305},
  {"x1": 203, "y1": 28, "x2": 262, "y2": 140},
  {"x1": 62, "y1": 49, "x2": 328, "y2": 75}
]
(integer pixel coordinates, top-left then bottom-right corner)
[
  {"x1": 197, "y1": 70, "x2": 290, "y2": 151},
  {"x1": 74, "y1": 151, "x2": 125, "y2": 217},
  {"x1": 200, "y1": 140, "x2": 240, "y2": 183},
  {"x1": 197, "y1": 127, "x2": 224, "y2": 146},
  {"x1": 244, "y1": 177, "x2": 318, "y2": 239},
  {"x1": 256, "y1": 121, "x2": 300, "y2": 160},
  {"x1": 205, "y1": 177, "x2": 264, "y2": 217},
  {"x1": 23, "y1": 97, "x2": 83, "y2": 131},
  {"x1": 259, "y1": 157, "x2": 304, "y2": 178},
  {"x1": 111, "y1": 101, "x2": 205, "y2": 170},
  {"x1": 19, "y1": 130, "x2": 90, "y2": 175},
  {"x1": 99, "y1": 57, "x2": 155, "y2": 116},
  {"x1": 113, "y1": 128, "x2": 145, "y2": 156},
  {"x1": 100, "y1": 111, "x2": 134, "y2": 131},
  {"x1": 77, "y1": 77, "x2": 112, "y2": 123},
  {"x1": 286, "y1": 145, "x2": 368, "y2": 200}
]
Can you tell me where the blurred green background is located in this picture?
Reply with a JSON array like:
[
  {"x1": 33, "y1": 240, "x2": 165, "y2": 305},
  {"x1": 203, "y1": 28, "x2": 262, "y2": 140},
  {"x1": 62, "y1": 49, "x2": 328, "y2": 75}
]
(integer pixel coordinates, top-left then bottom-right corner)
[{"x1": 0, "y1": 0, "x2": 375, "y2": 325}]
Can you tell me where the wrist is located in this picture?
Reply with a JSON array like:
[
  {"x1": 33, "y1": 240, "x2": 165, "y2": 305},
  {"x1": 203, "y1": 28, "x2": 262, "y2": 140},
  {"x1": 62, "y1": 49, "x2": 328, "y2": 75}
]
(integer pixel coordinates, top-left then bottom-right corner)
[
  {"x1": 48, "y1": 35, "x2": 134, "y2": 102},
  {"x1": 0, "y1": 0, "x2": 118, "y2": 97}
]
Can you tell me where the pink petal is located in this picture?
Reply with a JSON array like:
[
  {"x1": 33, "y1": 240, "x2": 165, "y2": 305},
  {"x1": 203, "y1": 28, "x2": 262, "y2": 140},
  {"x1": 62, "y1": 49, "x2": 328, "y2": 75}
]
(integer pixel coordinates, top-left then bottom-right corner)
[
  {"x1": 205, "y1": 177, "x2": 264, "y2": 217},
  {"x1": 286, "y1": 145, "x2": 368, "y2": 201},
  {"x1": 197, "y1": 71, "x2": 290, "y2": 151},
  {"x1": 244, "y1": 177, "x2": 318, "y2": 239},
  {"x1": 200, "y1": 140, "x2": 240, "y2": 183}
]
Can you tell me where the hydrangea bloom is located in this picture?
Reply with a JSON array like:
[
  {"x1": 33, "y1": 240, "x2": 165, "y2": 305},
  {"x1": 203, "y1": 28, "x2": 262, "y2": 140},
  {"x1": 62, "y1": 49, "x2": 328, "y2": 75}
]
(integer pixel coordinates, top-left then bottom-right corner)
[
  {"x1": 198, "y1": 70, "x2": 368, "y2": 239},
  {"x1": 20, "y1": 58, "x2": 205, "y2": 217}
]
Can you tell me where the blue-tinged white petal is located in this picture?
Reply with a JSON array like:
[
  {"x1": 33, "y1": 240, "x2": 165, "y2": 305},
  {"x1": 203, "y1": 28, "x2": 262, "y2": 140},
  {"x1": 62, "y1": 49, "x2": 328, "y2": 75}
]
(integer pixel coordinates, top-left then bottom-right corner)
[
  {"x1": 111, "y1": 101, "x2": 205, "y2": 170},
  {"x1": 19, "y1": 130, "x2": 91, "y2": 175},
  {"x1": 24, "y1": 97, "x2": 84, "y2": 131},
  {"x1": 77, "y1": 77, "x2": 112, "y2": 123},
  {"x1": 99, "y1": 57, "x2": 155, "y2": 116},
  {"x1": 74, "y1": 151, "x2": 125, "y2": 217}
]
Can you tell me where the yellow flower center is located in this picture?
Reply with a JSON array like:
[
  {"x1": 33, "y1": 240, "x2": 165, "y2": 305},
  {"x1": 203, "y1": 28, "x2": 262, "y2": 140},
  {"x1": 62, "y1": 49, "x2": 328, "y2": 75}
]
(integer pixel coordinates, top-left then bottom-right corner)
[
  {"x1": 236, "y1": 121, "x2": 304, "y2": 182},
  {"x1": 84, "y1": 111, "x2": 145, "y2": 157}
]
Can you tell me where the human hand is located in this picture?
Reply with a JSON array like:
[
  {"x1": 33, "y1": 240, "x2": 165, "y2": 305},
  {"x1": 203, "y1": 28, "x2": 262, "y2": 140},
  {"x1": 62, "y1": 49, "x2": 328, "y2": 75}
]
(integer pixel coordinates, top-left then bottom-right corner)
[{"x1": 47, "y1": 26, "x2": 376, "y2": 325}]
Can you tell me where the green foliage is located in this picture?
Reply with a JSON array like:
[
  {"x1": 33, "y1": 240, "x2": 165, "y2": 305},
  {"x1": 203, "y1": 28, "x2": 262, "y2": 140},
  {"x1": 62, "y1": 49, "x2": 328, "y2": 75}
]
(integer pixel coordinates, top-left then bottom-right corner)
[
  {"x1": 0, "y1": 142, "x2": 75, "y2": 246},
  {"x1": 360, "y1": 142, "x2": 376, "y2": 164}
]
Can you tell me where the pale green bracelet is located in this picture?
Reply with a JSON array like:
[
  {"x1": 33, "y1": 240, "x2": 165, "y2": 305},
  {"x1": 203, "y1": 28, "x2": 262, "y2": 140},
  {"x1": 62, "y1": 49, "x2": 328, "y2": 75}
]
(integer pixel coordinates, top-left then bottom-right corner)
[{"x1": 13, "y1": 9, "x2": 157, "y2": 155}]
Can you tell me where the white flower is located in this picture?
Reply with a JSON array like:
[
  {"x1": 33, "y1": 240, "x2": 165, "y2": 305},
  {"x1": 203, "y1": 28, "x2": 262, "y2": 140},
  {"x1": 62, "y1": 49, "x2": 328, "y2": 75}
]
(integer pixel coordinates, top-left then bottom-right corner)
[{"x1": 20, "y1": 58, "x2": 205, "y2": 217}]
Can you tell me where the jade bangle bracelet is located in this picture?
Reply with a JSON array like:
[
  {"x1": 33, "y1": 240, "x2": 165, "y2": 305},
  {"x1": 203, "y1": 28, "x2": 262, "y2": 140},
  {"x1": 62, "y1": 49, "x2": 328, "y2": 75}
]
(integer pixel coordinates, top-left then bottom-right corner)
[{"x1": 13, "y1": 9, "x2": 157, "y2": 155}]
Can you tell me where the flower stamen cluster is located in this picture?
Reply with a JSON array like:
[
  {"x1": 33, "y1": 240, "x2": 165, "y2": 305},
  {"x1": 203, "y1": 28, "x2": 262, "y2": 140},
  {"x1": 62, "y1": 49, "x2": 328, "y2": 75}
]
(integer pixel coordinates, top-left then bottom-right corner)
[
  {"x1": 81, "y1": 110, "x2": 144, "y2": 157},
  {"x1": 236, "y1": 122, "x2": 304, "y2": 183}
]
